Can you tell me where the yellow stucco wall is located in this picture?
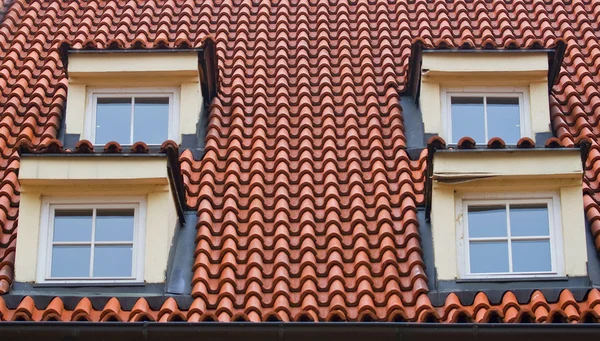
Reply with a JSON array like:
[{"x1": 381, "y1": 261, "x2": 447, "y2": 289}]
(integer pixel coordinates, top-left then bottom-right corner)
[
  {"x1": 68, "y1": 52, "x2": 199, "y2": 77},
  {"x1": 19, "y1": 157, "x2": 169, "y2": 185},
  {"x1": 66, "y1": 52, "x2": 202, "y2": 141},
  {"x1": 422, "y1": 52, "x2": 548, "y2": 74},
  {"x1": 15, "y1": 157, "x2": 178, "y2": 284},
  {"x1": 420, "y1": 52, "x2": 551, "y2": 142},
  {"x1": 430, "y1": 150, "x2": 587, "y2": 280},
  {"x1": 433, "y1": 150, "x2": 582, "y2": 179}
]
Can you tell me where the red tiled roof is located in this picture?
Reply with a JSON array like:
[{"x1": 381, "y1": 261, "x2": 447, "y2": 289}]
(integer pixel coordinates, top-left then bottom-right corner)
[
  {"x1": 1, "y1": 0, "x2": 600, "y2": 323},
  {"x1": 2, "y1": 289, "x2": 600, "y2": 323}
]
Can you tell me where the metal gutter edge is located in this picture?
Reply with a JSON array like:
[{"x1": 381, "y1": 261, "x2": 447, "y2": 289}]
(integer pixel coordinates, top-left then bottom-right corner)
[{"x1": 1, "y1": 322, "x2": 600, "y2": 341}]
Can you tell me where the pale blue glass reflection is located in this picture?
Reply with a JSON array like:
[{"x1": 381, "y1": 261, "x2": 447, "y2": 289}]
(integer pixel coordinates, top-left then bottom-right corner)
[
  {"x1": 487, "y1": 97, "x2": 521, "y2": 144},
  {"x1": 133, "y1": 97, "x2": 169, "y2": 144},
  {"x1": 510, "y1": 204, "x2": 549, "y2": 237},
  {"x1": 470, "y1": 241, "x2": 509, "y2": 273},
  {"x1": 51, "y1": 246, "x2": 90, "y2": 277},
  {"x1": 95, "y1": 209, "x2": 135, "y2": 242},
  {"x1": 512, "y1": 240, "x2": 552, "y2": 272},
  {"x1": 93, "y1": 245, "x2": 133, "y2": 277},
  {"x1": 53, "y1": 210, "x2": 93, "y2": 242},
  {"x1": 467, "y1": 206, "x2": 507, "y2": 238},
  {"x1": 451, "y1": 97, "x2": 485, "y2": 143},
  {"x1": 95, "y1": 98, "x2": 132, "y2": 144}
]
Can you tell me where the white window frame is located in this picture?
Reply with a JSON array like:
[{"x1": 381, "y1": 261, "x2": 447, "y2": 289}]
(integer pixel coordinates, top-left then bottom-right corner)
[
  {"x1": 456, "y1": 191, "x2": 564, "y2": 279},
  {"x1": 441, "y1": 87, "x2": 530, "y2": 144},
  {"x1": 85, "y1": 87, "x2": 180, "y2": 145},
  {"x1": 36, "y1": 196, "x2": 147, "y2": 284}
]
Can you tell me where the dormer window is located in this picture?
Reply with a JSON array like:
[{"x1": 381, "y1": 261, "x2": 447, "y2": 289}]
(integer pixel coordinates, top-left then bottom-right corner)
[
  {"x1": 426, "y1": 146, "x2": 588, "y2": 282},
  {"x1": 61, "y1": 44, "x2": 220, "y2": 149},
  {"x1": 418, "y1": 50, "x2": 558, "y2": 145},
  {"x1": 88, "y1": 89, "x2": 178, "y2": 145},
  {"x1": 443, "y1": 89, "x2": 528, "y2": 144},
  {"x1": 458, "y1": 194, "x2": 561, "y2": 278}
]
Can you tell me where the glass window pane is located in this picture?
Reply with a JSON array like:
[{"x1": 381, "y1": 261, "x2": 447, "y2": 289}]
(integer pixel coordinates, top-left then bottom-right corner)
[
  {"x1": 512, "y1": 240, "x2": 552, "y2": 272},
  {"x1": 510, "y1": 204, "x2": 549, "y2": 237},
  {"x1": 95, "y1": 209, "x2": 135, "y2": 242},
  {"x1": 133, "y1": 97, "x2": 169, "y2": 145},
  {"x1": 467, "y1": 205, "x2": 507, "y2": 238},
  {"x1": 93, "y1": 245, "x2": 133, "y2": 277},
  {"x1": 51, "y1": 246, "x2": 91, "y2": 277},
  {"x1": 53, "y1": 210, "x2": 93, "y2": 242},
  {"x1": 95, "y1": 98, "x2": 132, "y2": 145},
  {"x1": 469, "y1": 241, "x2": 509, "y2": 273},
  {"x1": 451, "y1": 97, "x2": 485, "y2": 144},
  {"x1": 487, "y1": 97, "x2": 521, "y2": 144}
]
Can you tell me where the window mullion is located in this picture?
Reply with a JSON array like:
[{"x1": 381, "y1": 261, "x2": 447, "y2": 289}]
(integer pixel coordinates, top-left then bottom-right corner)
[
  {"x1": 506, "y1": 204, "x2": 513, "y2": 273},
  {"x1": 448, "y1": 95, "x2": 453, "y2": 144},
  {"x1": 483, "y1": 96, "x2": 488, "y2": 142},
  {"x1": 89, "y1": 208, "x2": 97, "y2": 278},
  {"x1": 130, "y1": 97, "x2": 135, "y2": 145}
]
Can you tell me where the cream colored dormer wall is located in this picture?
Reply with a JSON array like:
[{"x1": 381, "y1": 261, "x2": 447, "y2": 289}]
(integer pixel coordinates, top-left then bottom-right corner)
[
  {"x1": 430, "y1": 149, "x2": 587, "y2": 280},
  {"x1": 420, "y1": 52, "x2": 551, "y2": 143},
  {"x1": 16, "y1": 156, "x2": 178, "y2": 284},
  {"x1": 66, "y1": 52, "x2": 203, "y2": 143}
]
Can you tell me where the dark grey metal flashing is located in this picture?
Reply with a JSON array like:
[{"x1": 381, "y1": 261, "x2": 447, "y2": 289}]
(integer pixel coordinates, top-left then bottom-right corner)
[
  {"x1": 165, "y1": 211, "x2": 196, "y2": 295},
  {"x1": 180, "y1": 79, "x2": 209, "y2": 160},
  {"x1": 8, "y1": 283, "x2": 167, "y2": 306},
  {"x1": 427, "y1": 286, "x2": 591, "y2": 308},
  {"x1": 1, "y1": 322, "x2": 600, "y2": 341},
  {"x1": 62, "y1": 133, "x2": 81, "y2": 150},
  {"x1": 400, "y1": 96, "x2": 425, "y2": 150},
  {"x1": 180, "y1": 134, "x2": 198, "y2": 151},
  {"x1": 423, "y1": 133, "x2": 438, "y2": 146},
  {"x1": 417, "y1": 209, "x2": 595, "y2": 307},
  {"x1": 416, "y1": 209, "x2": 437, "y2": 290},
  {"x1": 585, "y1": 219, "x2": 600, "y2": 287},
  {"x1": 535, "y1": 132, "x2": 554, "y2": 147}
]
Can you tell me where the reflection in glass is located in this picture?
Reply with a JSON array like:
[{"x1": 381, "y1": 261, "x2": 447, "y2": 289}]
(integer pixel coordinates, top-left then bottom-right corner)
[
  {"x1": 512, "y1": 240, "x2": 552, "y2": 272},
  {"x1": 95, "y1": 209, "x2": 135, "y2": 242},
  {"x1": 510, "y1": 204, "x2": 549, "y2": 237},
  {"x1": 53, "y1": 210, "x2": 93, "y2": 242},
  {"x1": 451, "y1": 97, "x2": 485, "y2": 143},
  {"x1": 133, "y1": 97, "x2": 169, "y2": 145},
  {"x1": 93, "y1": 245, "x2": 133, "y2": 277},
  {"x1": 487, "y1": 97, "x2": 520, "y2": 144},
  {"x1": 51, "y1": 246, "x2": 91, "y2": 277},
  {"x1": 467, "y1": 205, "x2": 507, "y2": 238},
  {"x1": 95, "y1": 98, "x2": 132, "y2": 144},
  {"x1": 470, "y1": 241, "x2": 509, "y2": 273}
]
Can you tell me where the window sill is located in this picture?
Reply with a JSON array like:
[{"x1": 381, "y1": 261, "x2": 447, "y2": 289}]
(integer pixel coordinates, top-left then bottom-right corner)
[
  {"x1": 33, "y1": 281, "x2": 145, "y2": 288},
  {"x1": 455, "y1": 276, "x2": 568, "y2": 283}
]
